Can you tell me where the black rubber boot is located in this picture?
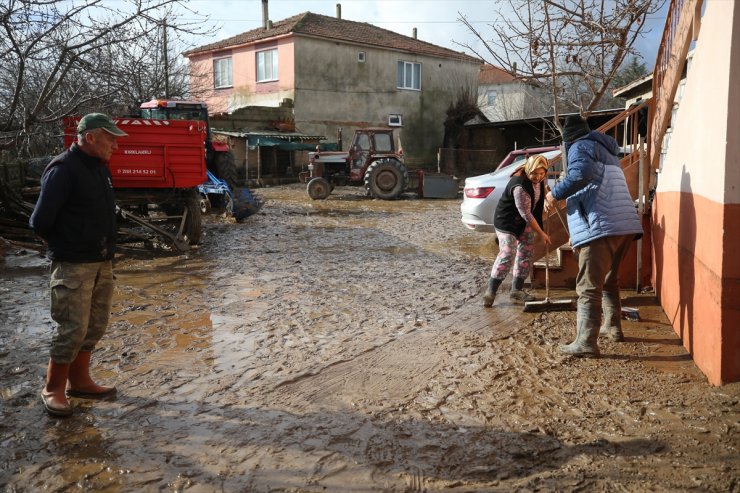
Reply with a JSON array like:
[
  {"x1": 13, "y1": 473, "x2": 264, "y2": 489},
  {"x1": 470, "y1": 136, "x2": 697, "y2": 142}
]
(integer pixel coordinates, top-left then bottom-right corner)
[
  {"x1": 560, "y1": 318, "x2": 601, "y2": 357},
  {"x1": 600, "y1": 293, "x2": 625, "y2": 341},
  {"x1": 483, "y1": 277, "x2": 502, "y2": 307},
  {"x1": 510, "y1": 277, "x2": 534, "y2": 302}
]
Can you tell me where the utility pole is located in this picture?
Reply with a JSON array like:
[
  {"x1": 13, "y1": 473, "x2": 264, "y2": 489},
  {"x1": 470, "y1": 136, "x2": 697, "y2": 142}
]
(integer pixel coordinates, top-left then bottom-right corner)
[{"x1": 162, "y1": 20, "x2": 170, "y2": 98}]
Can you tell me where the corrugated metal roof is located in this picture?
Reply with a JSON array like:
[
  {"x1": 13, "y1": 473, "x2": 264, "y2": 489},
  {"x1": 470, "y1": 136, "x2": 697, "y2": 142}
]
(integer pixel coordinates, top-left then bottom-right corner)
[
  {"x1": 213, "y1": 129, "x2": 326, "y2": 141},
  {"x1": 465, "y1": 108, "x2": 624, "y2": 128},
  {"x1": 184, "y1": 12, "x2": 481, "y2": 63}
]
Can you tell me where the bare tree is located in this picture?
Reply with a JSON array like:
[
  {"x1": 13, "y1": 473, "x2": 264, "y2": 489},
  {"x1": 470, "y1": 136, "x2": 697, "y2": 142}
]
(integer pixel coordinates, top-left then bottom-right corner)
[
  {"x1": 478, "y1": 83, "x2": 551, "y2": 122},
  {"x1": 458, "y1": 0, "x2": 664, "y2": 130},
  {"x1": 0, "y1": 0, "x2": 214, "y2": 156}
]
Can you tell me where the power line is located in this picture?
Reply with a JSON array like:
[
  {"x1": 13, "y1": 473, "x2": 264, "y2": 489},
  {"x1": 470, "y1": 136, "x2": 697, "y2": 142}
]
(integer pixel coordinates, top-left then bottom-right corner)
[{"x1": 182, "y1": 15, "x2": 668, "y2": 25}]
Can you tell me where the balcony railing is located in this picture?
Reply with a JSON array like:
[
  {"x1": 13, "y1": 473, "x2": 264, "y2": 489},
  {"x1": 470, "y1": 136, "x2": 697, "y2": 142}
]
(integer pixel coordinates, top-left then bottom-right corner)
[{"x1": 650, "y1": 0, "x2": 703, "y2": 169}]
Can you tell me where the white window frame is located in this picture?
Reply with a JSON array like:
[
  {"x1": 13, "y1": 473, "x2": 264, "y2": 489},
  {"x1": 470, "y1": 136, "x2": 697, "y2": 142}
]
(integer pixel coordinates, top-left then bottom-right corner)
[
  {"x1": 256, "y1": 48, "x2": 278, "y2": 82},
  {"x1": 213, "y1": 57, "x2": 233, "y2": 89},
  {"x1": 486, "y1": 89, "x2": 498, "y2": 107},
  {"x1": 397, "y1": 61, "x2": 421, "y2": 90}
]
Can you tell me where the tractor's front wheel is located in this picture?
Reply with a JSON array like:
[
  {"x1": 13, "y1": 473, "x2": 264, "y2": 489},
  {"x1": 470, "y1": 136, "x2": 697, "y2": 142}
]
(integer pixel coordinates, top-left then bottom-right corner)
[
  {"x1": 364, "y1": 159, "x2": 408, "y2": 199},
  {"x1": 307, "y1": 177, "x2": 332, "y2": 200}
]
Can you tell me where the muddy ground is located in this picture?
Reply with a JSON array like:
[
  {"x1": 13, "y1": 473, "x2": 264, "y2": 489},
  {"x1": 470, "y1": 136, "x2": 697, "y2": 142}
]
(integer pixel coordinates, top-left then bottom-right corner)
[{"x1": 1, "y1": 184, "x2": 738, "y2": 492}]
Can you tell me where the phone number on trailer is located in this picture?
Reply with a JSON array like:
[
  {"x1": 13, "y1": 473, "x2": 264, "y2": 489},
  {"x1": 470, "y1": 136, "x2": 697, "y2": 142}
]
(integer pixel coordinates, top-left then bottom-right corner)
[{"x1": 116, "y1": 169, "x2": 158, "y2": 175}]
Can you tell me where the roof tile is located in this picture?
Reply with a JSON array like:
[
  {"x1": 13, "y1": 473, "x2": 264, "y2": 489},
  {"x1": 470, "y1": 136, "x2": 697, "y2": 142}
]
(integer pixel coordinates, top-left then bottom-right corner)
[
  {"x1": 479, "y1": 64, "x2": 516, "y2": 84},
  {"x1": 184, "y1": 12, "x2": 480, "y2": 63}
]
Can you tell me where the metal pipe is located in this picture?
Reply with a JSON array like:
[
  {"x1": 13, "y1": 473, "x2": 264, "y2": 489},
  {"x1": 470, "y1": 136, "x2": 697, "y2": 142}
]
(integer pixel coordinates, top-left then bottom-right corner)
[{"x1": 636, "y1": 135, "x2": 645, "y2": 292}]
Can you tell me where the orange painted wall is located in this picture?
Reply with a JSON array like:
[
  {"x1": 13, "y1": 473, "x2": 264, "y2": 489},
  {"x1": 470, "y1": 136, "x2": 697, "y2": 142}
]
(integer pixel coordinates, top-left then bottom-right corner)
[{"x1": 652, "y1": 191, "x2": 740, "y2": 385}]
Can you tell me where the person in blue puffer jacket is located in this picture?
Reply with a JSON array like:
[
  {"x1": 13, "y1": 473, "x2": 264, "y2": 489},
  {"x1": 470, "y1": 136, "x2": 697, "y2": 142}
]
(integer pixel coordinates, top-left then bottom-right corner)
[{"x1": 544, "y1": 115, "x2": 643, "y2": 357}]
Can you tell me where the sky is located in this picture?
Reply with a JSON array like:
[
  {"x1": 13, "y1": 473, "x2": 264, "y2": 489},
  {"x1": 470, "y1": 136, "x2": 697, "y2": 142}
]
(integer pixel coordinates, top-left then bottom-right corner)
[{"x1": 179, "y1": 0, "x2": 669, "y2": 68}]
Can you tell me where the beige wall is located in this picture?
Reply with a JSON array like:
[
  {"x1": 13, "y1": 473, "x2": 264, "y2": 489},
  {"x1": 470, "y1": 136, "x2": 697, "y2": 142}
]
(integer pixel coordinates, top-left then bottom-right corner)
[
  {"x1": 292, "y1": 36, "x2": 480, "y2": 166},
  {"x1": 651, "y1": 0, "x2": 740, "y2": 385}
]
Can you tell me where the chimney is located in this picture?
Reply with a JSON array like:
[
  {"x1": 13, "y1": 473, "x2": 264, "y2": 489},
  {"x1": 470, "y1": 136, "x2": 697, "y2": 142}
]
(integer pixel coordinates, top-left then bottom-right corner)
[
  {"x1": 412, "y1": 27, "x2": 417, "y2": 39},
  {"x1": 262, "y1": 0, "x2": 269, "y2": 29},
  {"x1": 336, "y1": 3, "x2": 341, "y2": 19}
]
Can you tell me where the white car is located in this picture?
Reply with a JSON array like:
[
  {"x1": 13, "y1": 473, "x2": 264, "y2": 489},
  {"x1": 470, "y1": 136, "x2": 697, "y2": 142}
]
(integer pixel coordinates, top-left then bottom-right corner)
[{"x1": 460, "y1": 149, "x2": 564, "y2": 233}]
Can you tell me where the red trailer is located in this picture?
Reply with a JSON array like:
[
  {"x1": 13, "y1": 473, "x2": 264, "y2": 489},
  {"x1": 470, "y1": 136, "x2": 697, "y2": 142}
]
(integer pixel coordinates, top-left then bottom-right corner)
[{"x1": 64, "y1": 117, "x2": 208, "y2": 251}]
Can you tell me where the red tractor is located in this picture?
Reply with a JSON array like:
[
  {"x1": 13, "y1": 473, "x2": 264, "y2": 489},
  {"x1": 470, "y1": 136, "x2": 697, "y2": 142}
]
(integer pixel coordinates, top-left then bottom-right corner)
[
  {"x1": 139, "y1": 99, "x2": 238, "y2": 192},
  {"x1": 62, "y1": 100, "x2": 260, "y2": 252},
  {"x1": 63, "y1": 116, "x2": 208, "y2": 251},
  {"x1": 300, "y1": 128, "x2": 409, "y2": 200}
]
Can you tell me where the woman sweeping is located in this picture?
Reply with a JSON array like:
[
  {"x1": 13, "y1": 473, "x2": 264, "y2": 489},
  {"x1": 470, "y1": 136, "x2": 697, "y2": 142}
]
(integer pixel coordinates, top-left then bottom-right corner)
[{"x1": 483, "y1": 154, "x2": 552, "y2": 307}]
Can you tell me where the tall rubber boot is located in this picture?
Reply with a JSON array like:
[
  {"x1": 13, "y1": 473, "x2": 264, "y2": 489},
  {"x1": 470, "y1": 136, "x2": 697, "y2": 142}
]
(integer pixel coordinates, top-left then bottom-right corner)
[
  {"x1": 599, "y1": 293, "x2": 624, "y2": 342},
  {"x1": 559, "y1": 318, "x2": 600, "y2": 357},
  {"x1": 482, "y1": 277, "x2": 503, "y2": 307},
  {"x1": 41, "y1": 359, "x2": 73, "y2": 417},
  {"x1": 510, "y1": 277, "x2": 534, "y2": 302},
  {"x1": 67, "y1": 351, "x2": 117, "y2": 398}
]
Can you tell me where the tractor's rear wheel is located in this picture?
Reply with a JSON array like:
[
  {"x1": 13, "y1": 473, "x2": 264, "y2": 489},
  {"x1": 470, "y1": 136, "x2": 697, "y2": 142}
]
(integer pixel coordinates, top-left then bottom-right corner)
[
  {"x1": 307, "y1": 177, "x2": 332, "y2": 200},
  {"x1": 184, "y1": 191, "x2": 203, "y2": 245},
  {"x1": 364, "y1": 159, "x2": 408, "y2": 199},
  {"x1": 213, "y1": 151, "x2": 238, "y2": 192}
]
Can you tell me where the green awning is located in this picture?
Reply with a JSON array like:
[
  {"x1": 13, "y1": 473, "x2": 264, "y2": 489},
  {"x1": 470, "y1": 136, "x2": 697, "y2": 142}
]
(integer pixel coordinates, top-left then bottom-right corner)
[
  {"x1": 247, "y1": 136, "x2": 337, "y2": 151},
  {"x1": 212, "y1": 129, "x2": 338, "y2": 152}
]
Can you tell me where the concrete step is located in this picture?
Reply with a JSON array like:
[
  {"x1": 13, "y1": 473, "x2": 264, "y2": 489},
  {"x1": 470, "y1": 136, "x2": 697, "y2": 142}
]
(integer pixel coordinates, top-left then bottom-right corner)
[{"x1": 531, "y1": 245, "x2": 578, "y2": 289}]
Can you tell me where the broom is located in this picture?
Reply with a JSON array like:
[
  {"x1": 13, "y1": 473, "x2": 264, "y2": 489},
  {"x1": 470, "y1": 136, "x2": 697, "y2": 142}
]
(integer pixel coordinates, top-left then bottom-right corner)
[{"x1": 524, "y1": 202, "x2": 577, "y2": 312}]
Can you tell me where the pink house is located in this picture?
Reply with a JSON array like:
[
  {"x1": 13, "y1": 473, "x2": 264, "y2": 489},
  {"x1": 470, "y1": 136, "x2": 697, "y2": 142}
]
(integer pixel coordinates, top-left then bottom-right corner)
[{"x1": 184, "y1": 9, "x2": 481, "y2": 166}]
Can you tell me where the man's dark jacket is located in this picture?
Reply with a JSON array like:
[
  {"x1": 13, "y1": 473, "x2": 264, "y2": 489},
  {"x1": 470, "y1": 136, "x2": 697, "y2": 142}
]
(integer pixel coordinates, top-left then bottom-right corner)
[{"x1": 30, "y1": 144, "x2": 116, "y2": 262}]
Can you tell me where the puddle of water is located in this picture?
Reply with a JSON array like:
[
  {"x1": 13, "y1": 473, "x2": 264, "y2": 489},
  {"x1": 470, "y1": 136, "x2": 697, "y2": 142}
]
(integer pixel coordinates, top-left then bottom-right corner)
[{"x1": 425, "y1": 234, "x2": 498, "y2": 259}]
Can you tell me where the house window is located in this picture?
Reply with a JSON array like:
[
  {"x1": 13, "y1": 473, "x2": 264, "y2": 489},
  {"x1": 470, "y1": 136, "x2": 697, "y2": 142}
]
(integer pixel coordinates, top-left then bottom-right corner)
[
  {"x1": 214, "y1": 57, "x2": 232, "y2": 88},
  {"x1": 257, "y1": 48, "x2": 278, "y2": 82},
  {"x1": 486, "y1": 90, "x2": 497, "y2": 106},
  {"x1": 397, "y1": 61, "x2": 421, "y2": 90},
  {"x1": 358, "y1": 52, "x2": 366, "y2": 63}
]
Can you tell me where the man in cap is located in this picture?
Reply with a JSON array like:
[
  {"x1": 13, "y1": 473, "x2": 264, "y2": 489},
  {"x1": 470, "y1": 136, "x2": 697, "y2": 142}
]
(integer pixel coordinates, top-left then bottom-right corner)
[
  {"x1": 30, "y1": 113, "x2": 127, "y2": 417},
  {"x1": 544, "y1": 115, "x2": 643, "y2": 357}
]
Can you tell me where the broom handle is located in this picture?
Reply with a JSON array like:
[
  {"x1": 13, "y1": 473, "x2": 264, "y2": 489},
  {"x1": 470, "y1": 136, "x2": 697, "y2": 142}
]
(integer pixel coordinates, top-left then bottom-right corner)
[{"x1": 545, "y1": 210, "x2": 550, "y2": 300}]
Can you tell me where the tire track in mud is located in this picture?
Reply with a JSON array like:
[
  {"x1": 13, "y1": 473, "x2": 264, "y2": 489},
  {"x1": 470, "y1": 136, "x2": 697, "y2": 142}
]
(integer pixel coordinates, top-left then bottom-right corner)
[
  {"x1": 179, "y1": 192, "x2": 492, "y2": 410},
  {"x1": 270, "y1": 299, "x2": 529, "y2": 414}
]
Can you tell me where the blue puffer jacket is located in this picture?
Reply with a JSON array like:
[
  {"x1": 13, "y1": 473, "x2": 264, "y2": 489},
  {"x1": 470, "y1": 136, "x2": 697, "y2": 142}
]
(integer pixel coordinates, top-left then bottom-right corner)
[{"x1": 550, "y1": 131, "x2": 643, "y2": 248}]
